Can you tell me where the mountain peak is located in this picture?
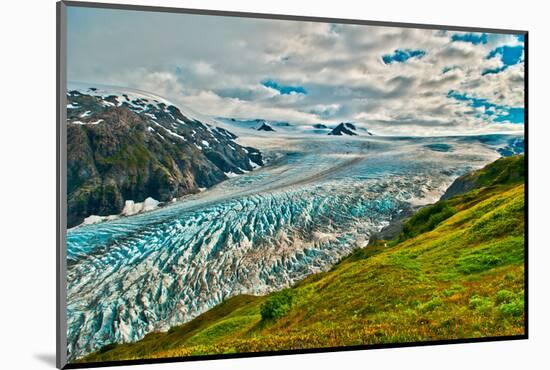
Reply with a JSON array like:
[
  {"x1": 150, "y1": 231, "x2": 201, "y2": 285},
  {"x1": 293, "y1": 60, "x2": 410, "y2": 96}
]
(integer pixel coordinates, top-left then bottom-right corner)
[
  {"x1": 256, "y1": 122, "x2": 276, "y2": 132},
  {"x1": 66, "y1": 84, "x2": 263, "y2": 228},
  {"x1": 328, "y1": 122, "x2": 358, "y2": 136}
]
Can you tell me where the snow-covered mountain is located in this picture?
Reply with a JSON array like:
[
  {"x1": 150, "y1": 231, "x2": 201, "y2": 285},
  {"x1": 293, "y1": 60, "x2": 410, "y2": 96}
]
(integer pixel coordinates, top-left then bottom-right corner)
[
  {"x1": 328, "y1": 122, "x2": 358, "y2": 136},
  {"x1": 66, "y1": 84, "x2": 262, "y2": 227},
  {"x1": 217, "y1": 117, "x2": 283, "y2": 131},
  {"x1": 328, "y1": 122, "x2": 374, "y2": 136},
  {"x1": 217, "y1": 117, "x2": 378, "y2": 137},
  {"x1": 256, "y1": 121, "x2": 276, "y2": 132}
]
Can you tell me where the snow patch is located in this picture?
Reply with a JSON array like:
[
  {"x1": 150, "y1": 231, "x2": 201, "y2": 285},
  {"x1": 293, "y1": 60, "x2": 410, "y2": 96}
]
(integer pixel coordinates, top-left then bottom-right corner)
[
  {"x1": 70, "y1": 119, "x2": 103, "y2": 125},
  {"x1": 68, "y1": 82, "x2": 178, "y2": 114},
  {"x1": 121, "y1": 197, "x2": 160, "y2": 216},
  {"x1": 81, "y1": 214, "x2": 119, "y2": 226},
  {"x1": 152, "y1": 121, "x2": 186, "y2": 141},
  {"x1": 101, "y1": 100, "x2": 115, "y2": 107}
]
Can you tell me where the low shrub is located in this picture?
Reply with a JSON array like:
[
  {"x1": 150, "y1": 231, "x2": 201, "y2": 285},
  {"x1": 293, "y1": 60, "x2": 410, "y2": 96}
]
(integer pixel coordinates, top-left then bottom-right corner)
[
  {"x1": 499, "y1": 299, "x2": 524, "y2": 317},
  {"x1": 260, "y1": 289, "x2": 296, "y2": 321},
  {"x1": 468, "y1": 295, "x2": 492, "y2": 313},
  {"x1": 458, "y1": 252, "x2": 501, "y2": 274},
  {"x1": 495, "y1": 289, "x2": 515, "y2": 305},
  {"x1": 419, "y1": 296, "x2": 443, "y2": 312}
]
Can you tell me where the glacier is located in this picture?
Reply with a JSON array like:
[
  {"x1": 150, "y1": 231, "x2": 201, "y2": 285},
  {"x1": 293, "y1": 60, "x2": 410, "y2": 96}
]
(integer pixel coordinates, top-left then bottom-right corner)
[{"x1": 66, "y1": 131, "x2": 522, "y2": 360}]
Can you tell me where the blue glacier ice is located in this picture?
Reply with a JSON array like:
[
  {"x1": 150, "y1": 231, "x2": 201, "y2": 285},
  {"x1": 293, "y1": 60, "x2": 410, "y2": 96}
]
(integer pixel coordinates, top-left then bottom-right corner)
[{"x1": 66, "y1": 133, "x2": 522, "y2": 360}]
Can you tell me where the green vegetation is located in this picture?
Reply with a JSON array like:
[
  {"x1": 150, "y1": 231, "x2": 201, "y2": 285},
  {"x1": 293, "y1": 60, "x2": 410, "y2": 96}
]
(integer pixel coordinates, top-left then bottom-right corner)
[
  {"x1": 260, "y1": 289, "x2": 296, "y2": 321},
  {"x1": 79, "y1": 155, "x2": 525, "y2": 363},
  {"x1": 396, "y1": 201, "x2": 456, "y2": 243},
  {"x1": 460, "y1": 154, "x2": 524, "y2": 187},
  {"x1": 442, "y1": 154, "x2": 524, "y2": 200}
]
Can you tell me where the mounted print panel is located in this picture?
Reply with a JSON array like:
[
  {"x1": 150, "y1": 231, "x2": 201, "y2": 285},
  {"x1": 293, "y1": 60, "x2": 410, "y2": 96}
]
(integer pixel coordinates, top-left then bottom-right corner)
[{"x1": 57, "y1": 1, "x2": 527, "y2": 368}]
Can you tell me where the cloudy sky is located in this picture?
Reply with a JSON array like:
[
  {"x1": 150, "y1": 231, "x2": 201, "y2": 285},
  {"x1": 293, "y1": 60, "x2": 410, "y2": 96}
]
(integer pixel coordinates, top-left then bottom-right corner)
[{"x1": 67, "y1": 6, "x2": 525, "y2": 135}]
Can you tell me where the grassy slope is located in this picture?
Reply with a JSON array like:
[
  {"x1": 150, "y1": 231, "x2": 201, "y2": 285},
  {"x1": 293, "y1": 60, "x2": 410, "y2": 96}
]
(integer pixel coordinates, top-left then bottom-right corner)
[{"x1": 80, "y1": 155, "x2": 525, "y2": 363}]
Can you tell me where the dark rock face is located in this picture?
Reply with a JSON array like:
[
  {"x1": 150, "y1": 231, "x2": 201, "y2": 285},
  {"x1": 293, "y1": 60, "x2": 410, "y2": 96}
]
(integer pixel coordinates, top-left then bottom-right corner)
[
  {"x1": 312, "y1": 123, "x2": 328, "y2": 129},
  {"x1": 328, "y1": 122, "x2": 358, "y2": 136},
  {"x1": 66, "y1": 88, "x2": 263, "y2": 227},
  {"x1": 440, "y1": 176, "x2": 476, "y2": 201},
  {"x1": 256, "y1": 122, "x2": 275, "y2": 132}
]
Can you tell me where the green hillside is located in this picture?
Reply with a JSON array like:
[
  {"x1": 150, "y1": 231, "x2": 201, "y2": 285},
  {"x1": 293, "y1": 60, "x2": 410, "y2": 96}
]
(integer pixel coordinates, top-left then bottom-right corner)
[
  {"x1": 441, "y1": 154, "x2": 524, "y2": 200},
  {"x1": 79, "y1": 155, "x2": 525, "y2": 363}
]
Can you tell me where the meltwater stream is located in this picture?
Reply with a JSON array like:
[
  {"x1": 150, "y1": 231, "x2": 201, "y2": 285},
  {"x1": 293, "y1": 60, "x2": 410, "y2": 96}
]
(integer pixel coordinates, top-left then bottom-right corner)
[{"x1": 66, "y1": 135, "x2": 506, "y2": 360}]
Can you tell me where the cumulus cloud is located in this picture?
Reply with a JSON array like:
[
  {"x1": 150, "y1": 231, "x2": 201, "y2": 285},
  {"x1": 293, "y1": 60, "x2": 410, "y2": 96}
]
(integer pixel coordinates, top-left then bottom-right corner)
[{"x1": 67, "y1": 6, "x2": 525, "y2": 135}]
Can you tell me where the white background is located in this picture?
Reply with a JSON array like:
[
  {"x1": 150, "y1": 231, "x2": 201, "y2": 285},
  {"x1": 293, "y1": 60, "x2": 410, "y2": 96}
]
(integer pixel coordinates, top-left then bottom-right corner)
[{"x1": 0, "y1": 0, "x2": 548, "y2": 369}]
